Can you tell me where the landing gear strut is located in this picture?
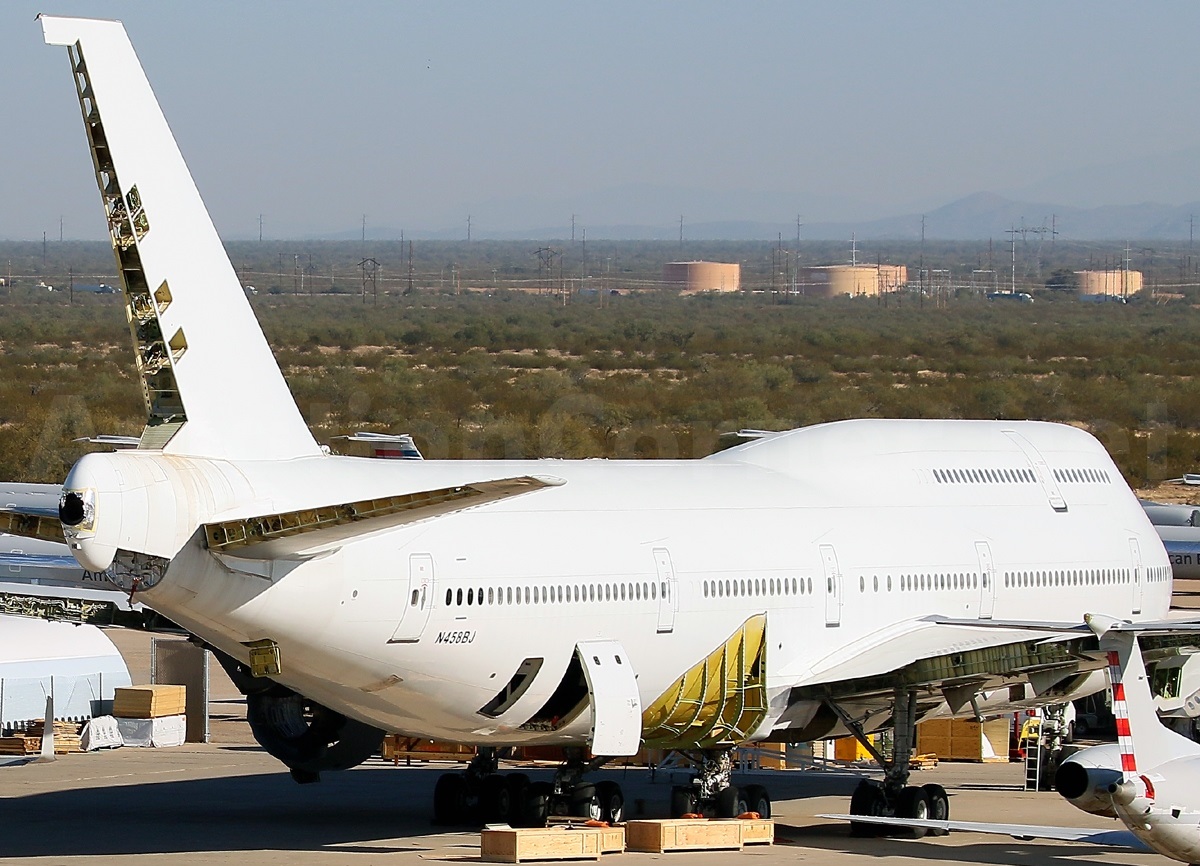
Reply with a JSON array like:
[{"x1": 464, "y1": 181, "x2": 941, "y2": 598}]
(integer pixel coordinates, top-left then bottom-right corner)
[
  {"x1": 832, "y1": 688, "x2": 949, "y2": 837},
  {"x1": 668, "y1": 748, "x2": 773, "y2": 819},
  {"x1": 432, "y1": 747, "x2": 625, "y2": 827}
]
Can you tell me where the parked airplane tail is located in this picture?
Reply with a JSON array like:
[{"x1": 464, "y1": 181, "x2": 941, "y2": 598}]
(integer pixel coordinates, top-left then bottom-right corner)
[
  {"x1": 1103, "y1": 627, "x2": 1200, "y2": 775},
  {"x1": 39, "y1": 16, "x2": 320, "y2": 461}
]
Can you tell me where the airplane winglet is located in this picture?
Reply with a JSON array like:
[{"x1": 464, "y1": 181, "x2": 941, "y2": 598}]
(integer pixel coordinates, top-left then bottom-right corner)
[{"x1": 41, "y1": 16, "x2": 321, "y2": 461}]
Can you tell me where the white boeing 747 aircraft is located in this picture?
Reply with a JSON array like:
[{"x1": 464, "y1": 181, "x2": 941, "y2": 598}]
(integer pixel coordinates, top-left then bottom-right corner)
[{"x1": 4, "y1": 14, "x2": 1177, "y2": 829}]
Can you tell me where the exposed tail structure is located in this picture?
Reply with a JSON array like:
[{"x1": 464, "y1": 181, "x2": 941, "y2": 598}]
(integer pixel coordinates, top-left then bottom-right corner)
[{"x1": 40, "y1": 16, "x2": 320, "y2": 461}]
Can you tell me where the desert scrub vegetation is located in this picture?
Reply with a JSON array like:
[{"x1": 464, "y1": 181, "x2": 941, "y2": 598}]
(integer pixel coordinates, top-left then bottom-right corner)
[{"x1": 2, "y1": 284, "x2": 1200, "y2": 487}]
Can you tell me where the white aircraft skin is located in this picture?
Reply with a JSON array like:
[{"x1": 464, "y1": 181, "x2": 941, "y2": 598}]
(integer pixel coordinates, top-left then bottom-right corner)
[{"x1": 23, "y1": 16, "x2": 1176, "y2": 820}]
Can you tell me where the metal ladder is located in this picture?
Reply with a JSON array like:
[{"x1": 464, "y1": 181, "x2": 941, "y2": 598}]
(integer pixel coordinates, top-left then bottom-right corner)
[{"x1": 1022, "y1": 718, "x2": 1042, "y2": 791}]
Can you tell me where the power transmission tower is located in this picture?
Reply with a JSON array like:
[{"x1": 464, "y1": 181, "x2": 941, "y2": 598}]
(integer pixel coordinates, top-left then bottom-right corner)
[{"x1": 358, "y1": 257, "x2": 379, "y2": 304}]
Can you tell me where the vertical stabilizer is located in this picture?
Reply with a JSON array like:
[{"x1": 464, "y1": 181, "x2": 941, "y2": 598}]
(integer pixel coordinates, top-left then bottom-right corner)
[
  {"x1": 40, "y1": 16, "x2": 321, "y2": 461},
  {"x1": 1103, "y1": 631, "x2": 1200, "y2": 774}
]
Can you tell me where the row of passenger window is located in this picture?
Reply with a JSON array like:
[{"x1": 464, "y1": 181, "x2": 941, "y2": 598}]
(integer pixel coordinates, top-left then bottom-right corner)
[
  {"x1": 1004, "y1": 564, "x2": 1171, "y2": 588},
  {"x1": 446, "y1": 581, "x2": 669, "y2": 608},
  {"x1": 934, "y1": 467, "x2": 1034, "y2": 485},
  {"x1": 1052, "y1": 467, "x2": 1111, "y2": 484},
  {"x1": 701, "y1": 577, "x2": 807, "y2": 599}
]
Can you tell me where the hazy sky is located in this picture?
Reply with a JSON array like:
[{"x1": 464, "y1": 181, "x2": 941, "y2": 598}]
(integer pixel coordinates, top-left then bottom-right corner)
[{"x1": 4, "y1": 2, "x2": 1200, "y2": 240}]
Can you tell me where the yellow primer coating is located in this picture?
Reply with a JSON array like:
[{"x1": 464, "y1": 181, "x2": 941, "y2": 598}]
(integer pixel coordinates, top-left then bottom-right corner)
[{"x1": 642, "y1": 614, "x2": 768, "y2": 748}]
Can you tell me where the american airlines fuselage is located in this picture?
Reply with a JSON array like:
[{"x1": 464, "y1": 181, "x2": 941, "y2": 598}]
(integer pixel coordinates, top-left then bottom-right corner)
[{"x1": 66, "y1": 418, "x2": 1171, "y2": 746}]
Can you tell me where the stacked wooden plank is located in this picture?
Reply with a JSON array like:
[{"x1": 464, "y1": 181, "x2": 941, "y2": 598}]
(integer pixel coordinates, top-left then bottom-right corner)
[
  {"x1": 0, "y1": 719, "x2": 83, "y2": 754},
  {"x1": 113, "y1": 685, "x2": 186, "y2": 718}
]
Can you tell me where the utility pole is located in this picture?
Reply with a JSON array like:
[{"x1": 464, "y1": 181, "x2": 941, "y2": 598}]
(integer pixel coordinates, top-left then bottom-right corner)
[
  {"x1": 467, "y1": 215, "x2": 472, "y2": 243},
  {"x1": 407, "y1": 240, "x2": 414, "y2": 295},
  {"x1": 919, "y1": 215, "x2": 926, "y2": 299},
  {"x1": 571, "y1": 214, "x2": 575, "y2": 243},
  {"x1": 59, "y1": 216, "x2": 63, "y2": 242},
  {"x1": 679, "y1": 215, "x2": 684, "y2": 251},
  {"x1": 1191, "y1": 214, "x2": 1195, "y2": 249},
  {"x1": 1006, "y1": 226, "x2": 1019, "y2": 294},
  {"x1": 259, "y1": 213, "x2": 263, "y2": 242}
]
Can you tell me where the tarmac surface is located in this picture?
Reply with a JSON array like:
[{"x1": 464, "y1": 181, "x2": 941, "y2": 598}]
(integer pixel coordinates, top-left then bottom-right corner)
[{"x1": 0, "y1": 629, "x2": 1164, "y2": 865}]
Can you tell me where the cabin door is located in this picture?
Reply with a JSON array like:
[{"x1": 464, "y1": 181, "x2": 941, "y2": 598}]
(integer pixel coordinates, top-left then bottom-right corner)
[
  {"x1": 975, "y1": 541, "x2": 997, "y2": 619},
  {"x1": 389, "y1": 553, "x2": 435, "y2": 643},
  {"x1": 653, "y1": 548, "x2": 678, "y2": 634},
  {"x1": 1129, "y1": 538, "x2": 1143, "y2": 616},
  {"x1": 820, "y1": 544, "x2": 842, "y2": 627}
]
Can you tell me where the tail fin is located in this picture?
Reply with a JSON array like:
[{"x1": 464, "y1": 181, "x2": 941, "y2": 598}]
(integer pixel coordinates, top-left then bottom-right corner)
[
  {"x1": 1103, "y1": 631, "x2": 1200, "y2": 774},
  {"x1": 40, "y1": 16, "x2": 321, "y2": 461}
]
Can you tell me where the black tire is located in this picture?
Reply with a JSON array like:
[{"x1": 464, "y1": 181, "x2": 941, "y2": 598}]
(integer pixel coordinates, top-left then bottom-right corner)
[
  {"x1": 521, "y1": 781, "x2": 553, "y2": 827},
  {"x1": 670, "y1": 786, "x2": 698, "y2": 818},
  {"x1": 596, "y1": 780, "x2": 624, "y2": 824},
  {"x1": 433, "y1": 773, "x2": 467, "y2": 825},
  {"x1": 742, "y1": 783, "x2": 771, "y2": 819},
  {"x1": 896, "y1": 785, "x2": 931, "y2": 838},
  {"x1": 1075, "y1": 718, "x2": 1090, "y2": 738},
  {"x1": 481, "y1": 774, "x2": 516, "y2": 824},
  {"x1": 714, "y1": 784, "x2": 740, "y2": 819},
  {"x1": 922, "y1": 783, "x2": 949, "y2": 837},
  {"x1": 1064, "y1": 721, "x2": 1075, "y2": 744},
  {"x1": 570, "y1": 783, "x2": 601, "y2": 821},
  {"x1": 849, "y1": 780, "x2": 885, "y2": 838}
]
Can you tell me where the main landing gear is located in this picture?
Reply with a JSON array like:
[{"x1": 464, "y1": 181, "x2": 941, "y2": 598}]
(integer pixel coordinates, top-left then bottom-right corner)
[
  {"x1": 668, "y1": 749, "x2": 773, "y2": 819},
  {"x1": 432, "y1": 747, "x2": 625, "y2": 827},
  {"x1": 833, "y1": 688, "x2": 950, "y2": 838}
]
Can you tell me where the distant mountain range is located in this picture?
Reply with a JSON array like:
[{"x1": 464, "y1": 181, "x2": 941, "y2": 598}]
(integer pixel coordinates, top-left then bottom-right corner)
[{"x1": 313, "y1": 191, "x2": 1200, "y2": 242}]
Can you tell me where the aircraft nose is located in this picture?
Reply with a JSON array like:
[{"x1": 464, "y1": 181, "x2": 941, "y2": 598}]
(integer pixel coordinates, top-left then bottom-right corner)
[{"x1": 59, "y1": 490, "x2": 89, "y2": 526}]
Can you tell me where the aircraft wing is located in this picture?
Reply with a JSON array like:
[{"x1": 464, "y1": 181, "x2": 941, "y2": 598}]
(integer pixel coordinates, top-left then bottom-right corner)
[
  {"x1": 783, "y1": 617, "x2": 1096, "y2": 713},
  {"x1": 206, "y1": 475, "x2": 561, "y2": 563},
  {"x1": 816, "y1": 814, "x2": 1145, "y2": 849}
]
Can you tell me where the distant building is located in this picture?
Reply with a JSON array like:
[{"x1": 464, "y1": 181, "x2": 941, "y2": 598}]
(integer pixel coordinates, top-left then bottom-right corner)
[
  {"x1": 795, "y1": 264, "x2": 908, "y2": 298},
  {"x1": 1075, "y1": 269, "x2": 1143, "y2": 298},
  {"x1": 663, "y1": 261, "x2": 740, "y2": 294}
]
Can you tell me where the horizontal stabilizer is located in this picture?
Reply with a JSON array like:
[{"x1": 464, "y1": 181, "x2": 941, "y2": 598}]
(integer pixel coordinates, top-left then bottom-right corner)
[
  {"x1": 40, "y1": 16, "x2": 320, "y2": 461},
  {"x1": 205, "y1": 476, "x2": 559, "y2": 561}
]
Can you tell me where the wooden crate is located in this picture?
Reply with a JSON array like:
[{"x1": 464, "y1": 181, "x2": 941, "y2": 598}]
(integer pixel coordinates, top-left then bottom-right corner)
[
  {"x1": 740, "y1": 819, "x2": 774, "y2": 846},
  {"x1": 917, "y1": 717, "x2": 1009, "y2": 762},
  {"x1": 481, "y1": 826, "x2": 608, "y2": 863},
  {"x1": 113, "y1": 685, "x2": 187, "y2": 719},
  {"x1": 625, "y1": 819, "x2": 744, "y2": 853}
]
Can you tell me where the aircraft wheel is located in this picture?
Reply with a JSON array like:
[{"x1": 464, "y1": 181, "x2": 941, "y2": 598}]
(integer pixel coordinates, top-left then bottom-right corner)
[
  {"x1": 714, "y1": 784, "x2": 740, "y2": 819},
  {"x1": 433, "y1": 773, "x2": 468, "y2": 825},
  {"x1": 481, "y1": 774, "x2": 517, "y2": 824},
  {"x1": 922, "y1": 783, "x2": 949, "y2": 836},
  {"x1": 670, "y1": 786, "x2": 698, "y2": 818},
  {"x1": 596, "y1": 780, "x2": 624, "y2": 824},
  {"x1": 521, "y1": 781, "x2": 553, "y2": 827},
  {"x1": 849, "y1": 780, "x2": 886, "y2": 837},
  {"x1": 570, "y1": 783, "x2": 602, "y2": 821},
  {"x1": 897, "y1": 785, "x2": 931, "y2": 838},
  {"x1": 742, "y1": 783, "x2": 772, "y2": 818}
]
